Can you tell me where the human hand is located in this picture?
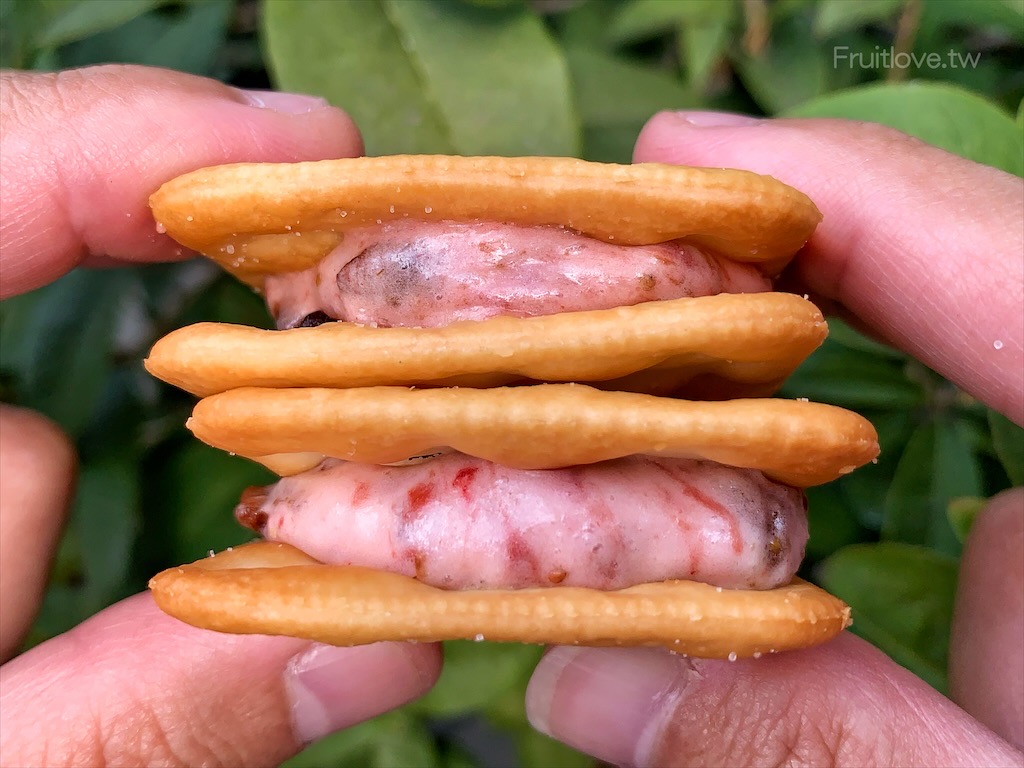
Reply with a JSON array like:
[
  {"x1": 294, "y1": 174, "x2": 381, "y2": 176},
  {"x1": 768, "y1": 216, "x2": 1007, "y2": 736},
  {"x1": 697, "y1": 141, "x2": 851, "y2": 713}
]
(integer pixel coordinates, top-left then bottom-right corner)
[
  {"x1": 525, "y1": 112, "x2": 1024, "y2": 767},
  {"x1": 0, "y1": 65, "x2": 440, "y2": 767}
]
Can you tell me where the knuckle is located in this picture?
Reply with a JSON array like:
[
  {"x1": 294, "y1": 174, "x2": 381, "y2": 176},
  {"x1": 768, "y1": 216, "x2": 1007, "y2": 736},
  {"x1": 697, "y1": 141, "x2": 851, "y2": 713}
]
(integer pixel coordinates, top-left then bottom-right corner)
[
  {"x1": 767, "y1": 691, "x2": 890, "y2": 768},
  {"x1": 49, "y1": 696, "x2": 247, "y2": 768},
  {"x1": 101, "y1": 696, "x2": 251, "y2": 768},
  {"x1": 768, "y1": 694, "x2": 843, "y2": 767},
  {"x1": 642, "y1": 676, "x2": 880, "y2": 768}
]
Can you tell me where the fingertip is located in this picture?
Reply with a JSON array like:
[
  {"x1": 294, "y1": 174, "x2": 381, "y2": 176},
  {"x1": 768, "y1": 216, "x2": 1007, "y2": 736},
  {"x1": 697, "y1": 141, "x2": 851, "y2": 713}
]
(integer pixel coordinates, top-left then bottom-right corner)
[
  {"x1": 632, "y1": 112, "x2": 1024, "y2": 417},
  {"x1": 230, "y1": 88, "x2": 364, "y2": 154},
  {"x1": 0, "y1": 405, "x2": 76, "y2": 660},
  {"x1": 950, "y1": 487, "x2": 1024, "y2": 748},
  {"x1": 0, "y1": 66, "x2": 365, "y2": 297},
  {"x1": 526, "y1": 635, "x2": 1021, "y2": 767},
  {"x1": 633, "y1": 111, "x2": 692, "y2": 164},
  {"x1": 285, "y1": 641, "x2": 442, "y2": 745},
  {"x1": 0, "y1": 404, "x2": 76, "y2": 475},
  {"x1": 526, "y1": 646, "x2": 693, "y2": 767},
  {"x1": 634, "y1": 110, "x2": 764, "y2": 164}
]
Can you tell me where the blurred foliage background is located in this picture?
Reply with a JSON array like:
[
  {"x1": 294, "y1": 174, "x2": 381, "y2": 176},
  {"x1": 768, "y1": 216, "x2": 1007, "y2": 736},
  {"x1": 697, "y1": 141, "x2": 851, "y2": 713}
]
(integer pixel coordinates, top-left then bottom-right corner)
[{"x1": 1, "y1": 0, "x2": 1022, "y2": 766}]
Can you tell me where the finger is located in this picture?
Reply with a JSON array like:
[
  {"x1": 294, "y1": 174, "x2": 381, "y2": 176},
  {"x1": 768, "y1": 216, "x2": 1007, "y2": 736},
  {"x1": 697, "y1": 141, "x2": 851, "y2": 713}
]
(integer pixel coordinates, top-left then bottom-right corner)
[
  {"x1": 526, "y1": 633, "x2": 1022, "y2": 767},
  {"x1": 0, "y1": 65, "x2": 363, "y2": 299},
  {"x1": 950, "y1": 488, "x2": 1024, "y2": 749},
  {"x1": 634, "y1": 111, "x2": 1024, "y2": 423},
  {"x1": 0, "y1": 593, "x2": 441, "y2": 767},
  {"x1": 0, "y1": 405, "x2": 76, "y2": 661}
]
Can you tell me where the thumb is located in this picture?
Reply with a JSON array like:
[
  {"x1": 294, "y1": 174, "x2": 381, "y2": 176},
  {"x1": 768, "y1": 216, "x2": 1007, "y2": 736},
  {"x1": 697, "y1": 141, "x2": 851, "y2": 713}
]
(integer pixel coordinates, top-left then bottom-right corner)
[
  {"x1": 0, "y1": 594, "x2": 441, "y2": 767},
  {"x1": 0, "y1": 64, "x2": 362, "y2": 298},
  {"x1": 525, "y1": 633, "x2": 1021, "y2": 767}
]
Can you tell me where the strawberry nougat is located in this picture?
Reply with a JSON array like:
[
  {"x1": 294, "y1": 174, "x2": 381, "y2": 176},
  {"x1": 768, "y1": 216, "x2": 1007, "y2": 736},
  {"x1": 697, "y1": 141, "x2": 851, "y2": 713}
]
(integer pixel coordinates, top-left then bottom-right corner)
[
  {"x1": 264, "y1": 220, "x2": 770, "y2": 329},
  {"x1": 237, "y1": 454, "x2": 807, "y2": 591},
  {"x1": 251, "y1": 218, "x2": 807, "y2": 591}
]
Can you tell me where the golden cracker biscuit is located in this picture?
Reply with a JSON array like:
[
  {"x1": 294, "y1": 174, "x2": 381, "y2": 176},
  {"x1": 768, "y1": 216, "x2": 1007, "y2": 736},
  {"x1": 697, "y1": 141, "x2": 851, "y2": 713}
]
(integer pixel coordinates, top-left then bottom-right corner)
[
  {"x1": 145, "y1": 293, "x2": 827, "y2": 398},
  {"x1": 187, "y1": 385, "x2": 879, "y2": 487},
  {"x1": 149, "y1": 156, "x2": 822, "y2": 286},
  {"x1": 149, "y1": 542, "x2": 851, "y2": 658}
]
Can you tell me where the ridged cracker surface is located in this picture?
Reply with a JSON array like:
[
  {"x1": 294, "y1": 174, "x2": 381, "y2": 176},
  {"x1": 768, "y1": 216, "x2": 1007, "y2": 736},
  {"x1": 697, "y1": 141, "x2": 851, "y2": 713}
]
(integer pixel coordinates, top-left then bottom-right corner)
[
  {"x1": 187, "y1": 384, "x2": 879, "y2": 487},
  {"x1": 150, "y1": 542, "x2": 851, "y2": 658},
  {"x1": 146, "y1": 293, "x2": 827, "y2": 398},
  {"x1": 149, "y1": 155, "x2": 822, "y2": 286}
]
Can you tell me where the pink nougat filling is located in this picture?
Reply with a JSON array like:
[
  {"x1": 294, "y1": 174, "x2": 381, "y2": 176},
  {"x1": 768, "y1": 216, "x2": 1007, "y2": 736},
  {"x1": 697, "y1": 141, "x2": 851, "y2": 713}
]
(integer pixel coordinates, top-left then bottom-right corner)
[
  {"x1": 264, "y1": 220, "x2": 770, "y2": 328},
  {"x1": 237, "y1": 454, "x2": 807, "y2": 591}
]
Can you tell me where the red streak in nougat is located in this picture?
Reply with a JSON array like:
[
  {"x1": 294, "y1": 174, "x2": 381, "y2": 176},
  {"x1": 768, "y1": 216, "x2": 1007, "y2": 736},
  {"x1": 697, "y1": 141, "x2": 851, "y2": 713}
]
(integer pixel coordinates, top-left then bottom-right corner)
[
  {"x1": 406, "y1": 482, "x2": 434, "y2": 515},
  {"x1": 507, "y1": 530, "x2": 542, "y2": 582},
  {"x1": 235, "y1": 485, "x2": 270, "y2": 533},
  {"x1": 351, "y1": 481, "x2": 371, "y2": 506},
  {"x1": 452, "y1": 466, "x2": 478, "y2": 501},
  {"x1": 681, "y1": 483, "x2": 744, "y2": 556}
]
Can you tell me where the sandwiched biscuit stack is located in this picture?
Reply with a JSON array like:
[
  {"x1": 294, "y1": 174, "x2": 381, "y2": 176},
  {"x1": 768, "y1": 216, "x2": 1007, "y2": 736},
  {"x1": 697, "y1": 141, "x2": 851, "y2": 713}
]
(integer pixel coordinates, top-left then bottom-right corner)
[{"x1": 146, "y1": 156, "x2": 878, "y2": 658}]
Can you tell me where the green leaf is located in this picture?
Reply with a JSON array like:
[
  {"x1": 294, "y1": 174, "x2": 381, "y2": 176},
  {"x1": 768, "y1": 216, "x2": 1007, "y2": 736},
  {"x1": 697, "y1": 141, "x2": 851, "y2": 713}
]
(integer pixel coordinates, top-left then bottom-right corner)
[
  {"x1": 37, "y1": 0, "x2": 162, "y2": 48},
  {"x1": 441, "y1": 747, "x2": 478, "y2": 768},
  {"x1": 826, "y1": 318, "x2": 906, "y2": 361},
  {"x1": 461, "y1": 0, "x2": 523, "y2": 6},
  {"x1": 287, "y1": 711, "x2": 441, "y2": 768},
  {"x1": 773, "y1": 0, "x2": 818, "y2": 16},
  {"x1": 800, "y1": 405, "x2": 914, "y2": 537},
  {"x1": 370, "y1": 714, "x2": 442, "y2": 768},
  {"x1": 606, "y1": 0, "x2": 726, "y2": 45},
  {"x1": 73, "y1": 455, "x2": 140, "y2": 612},
  {"x1": 151, "y1": 443, "x2": 275, "y2": 564},
  {"x1": 839, "y1": 449, "x2": 900, "y2": 532},
  {"x1": 0, "y1": 0, "x2": 44, "y2": 67},
  {"x1": 16, "y1": 269, "x2": 126, "y2": 437},
  {"x1": 677, "y1": 5, "x2": 734, "y2": 93},
  {"x1": 814, "y1": 407, "x2": 915, "y2": 536},
  {"x1": 412, "y1": 641, "x2": 541, "y2": 717},
  {"x1": 59, "y1": 0, "x2": 233, "y2": 75},
  {"x1": 804, "y1": 483, "x2": 869, "y2": 561},
  {"x1": 988, "y1": 409, "x2": 1024, "y2": 485},
  {"x1": 485, "y1": 675, "x2": 593, "y2": 768},
  {"x1": 517, "y1": 728, "x2": 594, "y2": 768},
  {"x1": 813, "y1": 0, "x2": 902, "y2": 39},
  {"x1": 780, "y1": 339, "x2": 924, "y2": 410},
  {"x1": 786, "y1": 82, "x2": 1024, "y2": 176},
  {"x1": 176, "y1": 273, "x2": 274, "y2": 329},
  {"x1": 564, "y1": 44, "x2": 696, "y2": 161},
  {"x1": 914, "y1": 45, "x2": 1020, "y2": 114},
  {"x1": 882, "y1": 419, "x2": 981, "y2": 554},
  {"x1": 731, "y1": 11, "x2": 831, "y2": 114},
  {"x1": 918, "y1": 0, "x2": 1024, "y2": 43},
  {"x1": 580, "y1": 124, "x2": 643, "y2": 164},
  {"x1": 284, "y1": 718, "x2": 379, "y2": 768},
  {"x1": 264, "y1": 0, "x2": 579, "y2": 156},
  {"x1": 818, "y1": 542, "x2": 957, "y2": 692},
  {"x1": 551, "y1": 0, "x2": 625, "y2": 48},
  {"x1": 566, "y1": 45, "x2": 696, "y2": 126},
  {"x1": 0, "y1": 290, "x2": 43, "y2": 397},
  {"x1": 23, "y1": 523, "x2": 92, "y2": 646},
  {"x1": 24, "y1": 585, "x2": 88, "y2": 648},
  {"x1": 1017, "y1": 98, "x2": 1023, "y2": 129},
  {"x1": 947, "y1": 496, "x2": 987, "y2": 543}
]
